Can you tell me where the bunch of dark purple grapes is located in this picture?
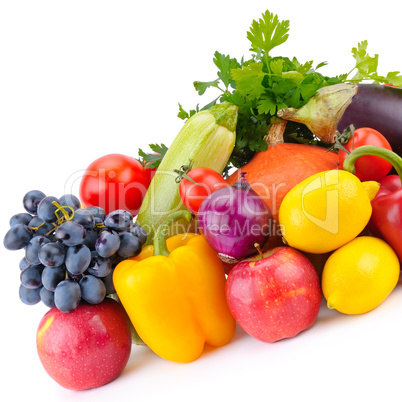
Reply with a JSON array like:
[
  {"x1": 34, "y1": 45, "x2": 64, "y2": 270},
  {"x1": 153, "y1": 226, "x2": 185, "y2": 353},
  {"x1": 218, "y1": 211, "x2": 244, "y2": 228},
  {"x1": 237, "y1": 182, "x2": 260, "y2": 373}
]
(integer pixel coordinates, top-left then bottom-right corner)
[{"x1": 3, "y1": 190, "x2": 147, "y2": 313}]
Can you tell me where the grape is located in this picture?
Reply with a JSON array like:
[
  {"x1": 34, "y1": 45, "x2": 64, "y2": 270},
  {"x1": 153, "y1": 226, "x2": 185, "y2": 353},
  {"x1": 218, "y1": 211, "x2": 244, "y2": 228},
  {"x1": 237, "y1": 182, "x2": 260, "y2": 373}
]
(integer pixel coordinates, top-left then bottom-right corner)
[
  {"x1": 40, "y1": 287, "x2": 55, "y2": 308},
  {"x1": 28, "y1": 216, "x2": 55, "y2": 238},
  {"x1": 82, "y1": 229, "x2": 98, "y2": 251},
  {"x1": 118, "y1": 232, "x2": 142, "y2": 258},
  {"x1": 28, "y1": 216, "x2": 43, "y2": 228},
  {"x1": 20, "y1": 264, "x2": 44, "y2": 289},
  {"x1": 42, "y1": 265, "x2": 66, "y2": 291},
  {"x1": 95, "y1": 229, "x2": 120, "y2": 257},
  {"x1": 109, "y1": 254, "x2": 125, "y2": 267},
  {"x1": 3, "y1": 224, "x2": 33, "y2": 250},
  {"x1": 37, "y1": 196, "x2": 60, "y2": 223},
  {"x1": 10, "y1": 212, "x2": 33, "y2": 227},
  {"x1": 55, "y1": 221, "x2": 86, "y2": 246},
  {"x1": 130, "y1": 223, "x2": 148, "y2": 245},
  {"x1": 93, "y1": 217, "x2": 104, "y2": 229},
  {"x1": 102, "y1": 270, "x2": 116, "y2": 294},
  {"x1": 65, "y1": 244, "x2": 91, "y2": 275},
  {"x1": 19, "y1": 256, "x2": 31, "y2": 271},
  {"x1": 87, "y1": 251, "x2": 112, "y2": 277},
  {"x1": 72, "y1": 208, "x2": 95, "y2": 229},
  {"x1": 104, "y1": 210, "x2": 133, "y2": 232},
  {"x1": 68, "y1": 272, "x2": 84, "y2": 282},
  {"x1": 54, "y1": 280, "x2": 81, "y2": 313},
  {"x1": 23, "y1": 190, "x2": 46, "y2": 215},
  {"x1": 19, "y1": 284, "x2": 41, "y2": 305},
  {"x1": 85, "y1": 206, "x2": 106, "y2": 221},
  {"x1": 79, "y1": 275, "x2": 106, "y2": 304},
  {"x1": 5, "y1": 188, "x2": 144, "y2": 312},
  {"x1": 38, "y1": 242, "x2": 66, "y2": 267},
  {"x1": 59, "y1": 194, "x2": 81, "y2": 211},
  {"x1": 25, "y1": 235, "x2": 51, "y2": 264}
]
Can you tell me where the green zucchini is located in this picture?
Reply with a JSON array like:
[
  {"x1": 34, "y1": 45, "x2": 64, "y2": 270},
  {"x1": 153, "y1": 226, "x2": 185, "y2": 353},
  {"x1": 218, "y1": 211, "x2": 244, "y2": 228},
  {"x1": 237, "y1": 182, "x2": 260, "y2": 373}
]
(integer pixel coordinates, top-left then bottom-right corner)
[{"x1": 137, "y1": 102, "x2": 238, "y2": 245}]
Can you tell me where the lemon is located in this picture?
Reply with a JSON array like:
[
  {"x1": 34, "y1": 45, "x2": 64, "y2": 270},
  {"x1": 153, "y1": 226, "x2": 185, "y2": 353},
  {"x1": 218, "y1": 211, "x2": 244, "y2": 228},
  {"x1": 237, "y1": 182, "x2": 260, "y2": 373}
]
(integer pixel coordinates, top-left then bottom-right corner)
[
  {"x1": 278, "y1": 169, "x2": 379, "y2": 254},
  {"x1": 322, "y1": 236, "x2": 400, "y2": 314}
]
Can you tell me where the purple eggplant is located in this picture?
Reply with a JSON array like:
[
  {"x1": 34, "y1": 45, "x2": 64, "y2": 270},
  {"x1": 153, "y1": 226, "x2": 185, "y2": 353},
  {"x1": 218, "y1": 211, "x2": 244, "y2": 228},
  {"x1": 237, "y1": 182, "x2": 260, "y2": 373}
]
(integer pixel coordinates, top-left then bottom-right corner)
[
  {"x1": 338, "y1": 84, "x2": 402, "y2": 155},
  {"x1": 278, "y1": 83, "x2": 402, "y2": 155}
]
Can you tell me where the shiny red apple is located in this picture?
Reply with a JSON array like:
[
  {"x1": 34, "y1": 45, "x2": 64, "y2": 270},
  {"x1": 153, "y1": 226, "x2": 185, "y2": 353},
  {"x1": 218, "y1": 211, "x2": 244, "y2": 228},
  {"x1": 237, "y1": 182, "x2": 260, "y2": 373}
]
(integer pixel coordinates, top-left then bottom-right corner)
[
  {"x1": 36, "y1": 298, "x2": 132, "y2": 390},
  {"x1": 226, "y1": 246, "x2": 322, "y2": 343}
]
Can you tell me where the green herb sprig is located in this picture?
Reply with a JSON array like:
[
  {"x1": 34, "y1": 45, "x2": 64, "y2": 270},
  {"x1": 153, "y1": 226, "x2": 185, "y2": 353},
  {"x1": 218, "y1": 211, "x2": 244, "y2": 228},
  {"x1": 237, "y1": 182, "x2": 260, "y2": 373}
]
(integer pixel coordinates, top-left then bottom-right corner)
[{"x1": 178, "y1": 10, "x2": 402, "y2": 170}]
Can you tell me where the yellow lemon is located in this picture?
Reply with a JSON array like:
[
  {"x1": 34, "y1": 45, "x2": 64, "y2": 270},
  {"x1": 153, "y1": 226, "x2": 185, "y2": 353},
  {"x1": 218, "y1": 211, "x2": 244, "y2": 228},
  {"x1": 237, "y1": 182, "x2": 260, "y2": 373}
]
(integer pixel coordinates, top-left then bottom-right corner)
[
  {"x1": 278, "y1": 169, "x2": 379, "y2": 254},
  {"x1": 322, "y1": 236, "x2": 400, "y2": 314}
]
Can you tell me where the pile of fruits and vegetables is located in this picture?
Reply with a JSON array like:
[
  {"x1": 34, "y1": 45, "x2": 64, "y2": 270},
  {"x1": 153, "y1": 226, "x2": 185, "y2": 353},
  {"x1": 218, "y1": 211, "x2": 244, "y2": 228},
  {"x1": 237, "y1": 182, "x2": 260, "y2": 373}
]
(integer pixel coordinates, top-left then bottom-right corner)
[{"x1": 4, "y1": 9, "x2": 402, "y2": 391}]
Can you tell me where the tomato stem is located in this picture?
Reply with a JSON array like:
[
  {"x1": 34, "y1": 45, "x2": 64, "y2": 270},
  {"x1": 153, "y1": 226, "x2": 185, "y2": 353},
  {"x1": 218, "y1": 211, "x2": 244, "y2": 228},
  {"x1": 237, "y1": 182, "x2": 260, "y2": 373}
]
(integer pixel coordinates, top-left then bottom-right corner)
[
  {"x1": 331, "y1": 124, "x2": 355, "y2": 154},
  {"x1": 174, "y1": 161, "x2": 200, "y2": 186}
]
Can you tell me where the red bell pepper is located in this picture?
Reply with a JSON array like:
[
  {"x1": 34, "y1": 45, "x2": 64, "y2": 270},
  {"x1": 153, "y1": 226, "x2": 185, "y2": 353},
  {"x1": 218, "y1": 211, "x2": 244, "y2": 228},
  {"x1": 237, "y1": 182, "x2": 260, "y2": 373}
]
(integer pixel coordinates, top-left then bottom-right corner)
[{"x1": 343, "y1": 145, "x2": 402, "y2": 261}]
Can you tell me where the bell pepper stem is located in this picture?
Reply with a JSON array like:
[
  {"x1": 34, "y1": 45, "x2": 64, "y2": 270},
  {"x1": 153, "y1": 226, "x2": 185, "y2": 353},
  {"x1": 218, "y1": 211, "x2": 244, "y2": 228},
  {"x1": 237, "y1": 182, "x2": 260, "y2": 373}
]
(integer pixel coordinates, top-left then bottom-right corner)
[
  {"x1": 343, "y1": 145, "x2": 402, "y2": 185},
  {"x1": 153, "y1": 210, "x2": 193, "y2": 257}
]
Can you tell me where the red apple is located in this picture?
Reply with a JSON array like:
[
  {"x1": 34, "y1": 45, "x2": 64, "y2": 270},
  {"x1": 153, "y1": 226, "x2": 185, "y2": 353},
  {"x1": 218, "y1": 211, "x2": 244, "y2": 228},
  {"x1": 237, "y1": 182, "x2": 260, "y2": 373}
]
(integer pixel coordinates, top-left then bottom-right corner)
[
  {"x1": 226, "y1": 246, "x2": 322, "y2": 343},
  {"x1": 36, "y1": 298, "x2": 132, "y2": 390}
]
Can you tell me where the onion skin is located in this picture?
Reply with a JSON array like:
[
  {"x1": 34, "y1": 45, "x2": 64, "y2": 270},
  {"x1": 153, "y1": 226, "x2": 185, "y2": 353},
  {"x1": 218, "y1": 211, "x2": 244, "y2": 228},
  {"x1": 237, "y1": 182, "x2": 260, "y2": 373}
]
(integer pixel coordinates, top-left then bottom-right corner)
[{"x1": 197, "y1": 175, "x2": 272, "y2": 262}]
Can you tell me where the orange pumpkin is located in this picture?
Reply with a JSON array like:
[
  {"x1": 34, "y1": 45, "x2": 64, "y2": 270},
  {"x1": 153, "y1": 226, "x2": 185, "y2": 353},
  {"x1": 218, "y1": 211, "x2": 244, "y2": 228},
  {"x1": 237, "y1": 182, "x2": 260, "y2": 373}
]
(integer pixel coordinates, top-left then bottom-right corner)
[{"x1": 227, "y1": 122, "x2": 339, "y2": 222}]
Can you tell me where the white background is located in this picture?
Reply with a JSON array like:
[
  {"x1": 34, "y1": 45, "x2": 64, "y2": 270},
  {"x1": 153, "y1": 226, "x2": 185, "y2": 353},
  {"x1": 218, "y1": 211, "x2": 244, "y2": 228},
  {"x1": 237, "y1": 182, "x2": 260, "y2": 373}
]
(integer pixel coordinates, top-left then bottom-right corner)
[{"x1": 1, "y1": 1, "x2": 402, "y2": 401}]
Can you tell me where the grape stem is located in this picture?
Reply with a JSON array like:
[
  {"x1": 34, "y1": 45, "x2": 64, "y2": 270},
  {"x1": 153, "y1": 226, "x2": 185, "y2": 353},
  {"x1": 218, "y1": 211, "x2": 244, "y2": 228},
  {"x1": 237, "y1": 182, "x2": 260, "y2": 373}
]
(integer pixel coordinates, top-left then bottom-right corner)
[
  {"x1": 42, "y1": 223, "x2": 58, "y2": 238},
  {"x1": 28, "y1": 221, "x2": 45, "y2": 231}
]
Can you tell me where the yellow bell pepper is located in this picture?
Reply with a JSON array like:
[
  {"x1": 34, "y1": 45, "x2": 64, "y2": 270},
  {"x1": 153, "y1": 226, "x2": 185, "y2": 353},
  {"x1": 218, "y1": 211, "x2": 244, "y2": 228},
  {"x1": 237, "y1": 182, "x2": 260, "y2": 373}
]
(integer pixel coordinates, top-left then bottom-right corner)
[{"x1": 113, "y1": 210, "x2": 236, "y2": 363}]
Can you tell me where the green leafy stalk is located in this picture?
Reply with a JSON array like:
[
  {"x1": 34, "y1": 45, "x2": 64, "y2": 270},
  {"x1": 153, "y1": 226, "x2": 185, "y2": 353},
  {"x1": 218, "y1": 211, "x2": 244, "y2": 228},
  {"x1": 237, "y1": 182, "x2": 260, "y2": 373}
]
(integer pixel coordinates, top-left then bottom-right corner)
[{"x1": 176, "y1": 10, "x2": 402, "y2": 171}]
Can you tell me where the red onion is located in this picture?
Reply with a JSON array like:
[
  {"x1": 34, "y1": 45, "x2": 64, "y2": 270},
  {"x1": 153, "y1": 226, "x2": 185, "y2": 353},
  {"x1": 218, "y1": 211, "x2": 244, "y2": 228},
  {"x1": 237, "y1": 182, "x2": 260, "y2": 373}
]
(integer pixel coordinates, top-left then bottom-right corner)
[{"x1": 197, "y1": 173, "x2": 272, "y2": 263}]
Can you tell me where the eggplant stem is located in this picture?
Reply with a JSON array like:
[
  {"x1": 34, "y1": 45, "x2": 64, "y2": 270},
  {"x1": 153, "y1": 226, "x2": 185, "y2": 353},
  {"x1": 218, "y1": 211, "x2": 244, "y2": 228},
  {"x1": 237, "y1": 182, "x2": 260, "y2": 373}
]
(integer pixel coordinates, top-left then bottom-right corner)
[{"x1": 277, "y1": 83, "x2": 358, "y2": 144}]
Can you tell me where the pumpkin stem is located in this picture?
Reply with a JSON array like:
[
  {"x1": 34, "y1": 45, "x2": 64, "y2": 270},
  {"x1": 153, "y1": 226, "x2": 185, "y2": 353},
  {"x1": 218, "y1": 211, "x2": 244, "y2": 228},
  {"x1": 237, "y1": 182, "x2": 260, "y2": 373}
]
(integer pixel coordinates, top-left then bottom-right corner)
[{"x1": 264, "y1": 119, "x2": 287, "y2": 145}]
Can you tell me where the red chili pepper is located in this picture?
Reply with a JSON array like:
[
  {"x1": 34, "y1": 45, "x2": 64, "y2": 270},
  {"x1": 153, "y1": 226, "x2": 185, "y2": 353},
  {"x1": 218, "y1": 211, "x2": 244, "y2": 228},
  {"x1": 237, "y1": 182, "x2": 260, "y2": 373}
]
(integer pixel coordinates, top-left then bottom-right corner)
[{"x1": 343, "y1": 145, "x2": 402, "y2": 261}]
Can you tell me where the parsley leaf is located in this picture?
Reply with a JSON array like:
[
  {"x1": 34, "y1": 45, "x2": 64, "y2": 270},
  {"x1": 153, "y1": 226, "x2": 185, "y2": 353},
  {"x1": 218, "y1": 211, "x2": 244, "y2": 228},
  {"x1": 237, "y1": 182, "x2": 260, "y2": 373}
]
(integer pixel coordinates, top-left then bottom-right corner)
[
  {"x1": 247, "y1": 10, "x2": 290, "y2": 55},
  {"x1": 213, "y1": 51, "x2": 241, "y2": 89},
  {"x1": 177, "y1": 103, "x2": 198, "y2": 120},
  {"x1": 176, "y1": 9, "x2": 402, "y2": 172},
  {"x1": 193, "y1": 79, "x2": 220, "y2": 96},
  {"x1": 384, "y1": 71, "x2": 402, "y2": 86},
  {"x1": 343, "y1": 40, "x2": 402, "y2": 86},
  {"x1": 138, "y1": 144, "x2": 168, "y2": 169},
  {"x1": 349, "y1": 40, "x2": 378, "y2": 82},
  {"x1": 231, "y1": 63, "x2": 266, "y2": 99}
]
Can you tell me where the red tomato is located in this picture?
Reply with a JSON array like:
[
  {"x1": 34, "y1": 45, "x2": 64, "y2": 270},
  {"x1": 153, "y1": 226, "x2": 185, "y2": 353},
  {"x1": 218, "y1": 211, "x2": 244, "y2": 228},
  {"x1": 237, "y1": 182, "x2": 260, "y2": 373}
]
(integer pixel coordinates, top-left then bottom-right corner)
[
  {"x1": 179, "y1": 167, "x2": 228, "y2": 214},
  {"x1": 79, "y1": 154, "x2": 152, "y2": 216},
  {"x1": 338, "y1": 127, "x2": 393, "y2": 182}
]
